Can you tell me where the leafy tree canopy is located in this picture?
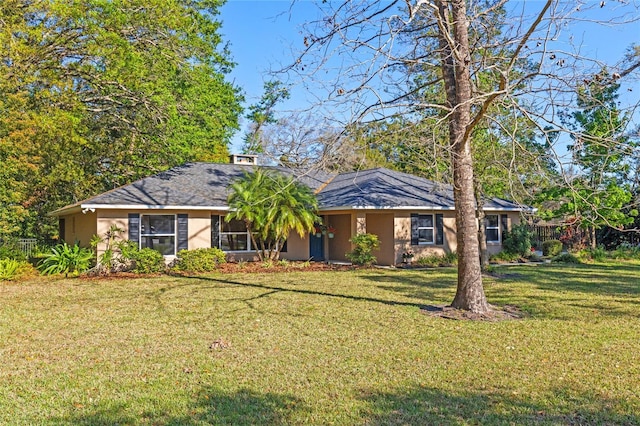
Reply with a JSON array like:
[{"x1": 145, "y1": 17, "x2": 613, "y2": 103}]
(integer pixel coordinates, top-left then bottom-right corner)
[
  {"x1": 0, "y1": 0, "x2": 243, "y2": 239},
  {"x1": 539, "y1": 73, "x2": 638, "y2": 240}
]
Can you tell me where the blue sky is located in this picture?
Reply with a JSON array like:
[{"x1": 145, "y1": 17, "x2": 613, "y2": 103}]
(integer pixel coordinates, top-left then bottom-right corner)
[
  {"x1": 219, "y1": 1, "x2": 640, "y2": 153},
  {"x1": 220, "y1": 1, "x2": 319, "y2": 151}
]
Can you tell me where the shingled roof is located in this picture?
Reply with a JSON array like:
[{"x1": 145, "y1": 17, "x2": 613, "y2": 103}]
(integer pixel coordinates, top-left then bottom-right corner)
[
  {"x1": 51, "y1": 163, "x2": 526, "y2": 215},
  {"x1": 317, "y1": 168, "x2": 524, "y2": 211},
  {"x1": 51, "y1": 163, "x2": 334, "y2": 215}
]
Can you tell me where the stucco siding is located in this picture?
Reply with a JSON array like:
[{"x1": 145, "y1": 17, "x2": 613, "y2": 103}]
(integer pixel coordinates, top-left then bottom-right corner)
[
  {"x1": 366, "y1": 213, "x2": 395, "y2": 266},
  {"x1": 187, "y1": 211, "x2": 212, "y2": 251},
  {"x1": 280, "y1": 231, "x2": 310, "y2": 261},
  {"x1": 326, "y1": 214, "x2": 352, "y2": 262},
  {"x1": 61, "y1": 212, "x2": 97, "y2": 248}
]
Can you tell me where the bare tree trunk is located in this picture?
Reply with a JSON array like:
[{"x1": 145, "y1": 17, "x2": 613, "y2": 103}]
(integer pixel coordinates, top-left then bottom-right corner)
[
  {"x1": 590, "y1": 226, "x2": 597, "y2": 249},
  {"x1": 436, "y1": 0, "x2": 489, "y2": 313},
  {"x1": 475, "y1": 183, "x2": 489, "y2": 271}
]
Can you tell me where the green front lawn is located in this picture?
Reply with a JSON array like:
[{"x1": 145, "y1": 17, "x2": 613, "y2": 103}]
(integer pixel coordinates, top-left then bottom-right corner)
[{"x1": 1, "y1": 262, "x2": 639, "y2": 424}]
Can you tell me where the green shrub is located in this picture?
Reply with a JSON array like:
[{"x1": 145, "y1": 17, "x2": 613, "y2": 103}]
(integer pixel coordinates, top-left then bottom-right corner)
[
  {"x1": 292, "y1": 260, "x2": 311, "y2": 269},
  {"x1": 542, "y1": 239, "x2": 563, "y2": 257},
  {"x1": 131, "y1": 248, "x2": 165, "y2": 274},
  {"x1": 416, "y1": 252, "x2": 457, "y2": 267},
  {"x1": 172, "y1": 248, "x2": 226, "y2": 273},
  {"x1": 587, "y1": 245, "x2": 607, "y2": 262},
  {"x1": 0, "y1": 259, "x2": 35, "y2": 281},
  {"x1": 38, "y1": 243, "x2": 94, "y2": 277},
  {"x1": 91, "y1": 225, "x2": 125, "y2": 273},
  {"x1": 346, "y1": 233, "x2": 379, "y2": 266},
  {"x1": 0, "y1": 243, "x2": 27, "y2": 261},
  {"x1": 612, "y1": 243, "x2": 640, "y2": 260},
  {"x1": 0, "y1": 259, "x2": 20, "y2": 280},
  {"x1": 442, "y1": 252, "x2": 458, "y2": 266},
  {"x1": 416, "y1": 254, "x2": 440, "y2": 267},
  {"x1": 490, "y1": 251, "x2": 521, "y2": 263},
  {"x1": 502, "y1": 224, "x2": 533, "y2": 257},
  {"x1": 115, "y1": 240, "x2": 138, "y2": 261},
  {"x1": 114, "y1": 241, "x2": 165, "y2": 274},
  {"x1": 551, "y1": 253, "x2": 581, "y2": 264}
]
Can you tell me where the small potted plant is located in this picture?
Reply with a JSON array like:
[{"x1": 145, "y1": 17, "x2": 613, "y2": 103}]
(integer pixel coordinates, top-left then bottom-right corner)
[
  {"x1": 314, "y1": 226, "x2": 323, "y2": 238},
  {"x1": 402, "y1": 250, "x2": 415, "y2": 264},
  {"x1": 327, "y1": 225, "x2": 336, "y2": 238}
]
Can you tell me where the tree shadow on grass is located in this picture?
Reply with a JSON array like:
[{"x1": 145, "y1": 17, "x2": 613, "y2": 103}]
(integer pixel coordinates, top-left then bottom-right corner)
[
  {"x1": 361, "y1": 270, "x2": 457, "y2": 303},
  {"x1": 484, "y1": 263, "x2": 640, "y2": 319},
  {"x1": 166, "y1": 387, "x2": 308, "y2": 425},
  {"x1": 494, "y1": 263, "x2": 640, "y2": 296},
  {"x1": 53, "y1": 388, "x2": 307, "y2": 425},
  {"x1": 358, "y1": 385, "x2": 640, "y2": 425},
  {"x1": 175, "y1": 274, "x2": 432, "y2": 310}
]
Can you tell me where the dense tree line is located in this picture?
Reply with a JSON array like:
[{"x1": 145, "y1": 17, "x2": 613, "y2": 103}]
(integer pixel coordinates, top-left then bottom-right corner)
[{"x1": 0, "y1": 0, "x2": 242, "y2": 239}]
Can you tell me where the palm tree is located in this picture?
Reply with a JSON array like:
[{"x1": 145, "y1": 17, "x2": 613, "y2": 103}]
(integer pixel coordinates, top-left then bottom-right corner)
[{"x1": 226, "y1": 169, "x2": 319, "y2": 260}]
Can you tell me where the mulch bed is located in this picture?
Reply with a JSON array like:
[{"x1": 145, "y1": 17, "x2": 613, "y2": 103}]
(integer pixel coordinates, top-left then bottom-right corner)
[
  {"x1": 214, "y1": 261, "x2": 357, "y2": 274},
  {"x1": 81, "y1": 261, "x2": 358, "y2": 280}
]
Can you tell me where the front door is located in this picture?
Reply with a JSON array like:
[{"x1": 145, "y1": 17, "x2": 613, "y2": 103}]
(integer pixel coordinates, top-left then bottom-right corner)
[{"x1": 309, "y1": 233, "x2": 324, "y2": 261}]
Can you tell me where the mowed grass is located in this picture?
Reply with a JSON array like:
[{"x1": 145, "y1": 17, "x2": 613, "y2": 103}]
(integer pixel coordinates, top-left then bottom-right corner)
[{"x1": 1, "y1": 262, "x2": 639, "y2": 425}]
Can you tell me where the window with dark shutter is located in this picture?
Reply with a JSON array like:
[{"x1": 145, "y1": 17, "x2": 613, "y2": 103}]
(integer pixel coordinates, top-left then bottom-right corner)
[
  {"x1": 436, "y1": 214, "x2": 444, "y2": 245},
  {"x1": 410, "y1": 214, "x2": 419, "y2": 245},
  {"x1": 177, "y1": 214, "x2": 188, "y2": 251},
  {"x1": 58, "y1": 218, "x2": 66, "y2": 243},
  {"x1": 500, "y1": 215, "x2": 509, "y2": 242},
  {"x1": 128, "y1": 213, "x2": 140, "y2": 244},
  {"x1": 211, "y1": 215, "x2": 220, "y2": 248}
]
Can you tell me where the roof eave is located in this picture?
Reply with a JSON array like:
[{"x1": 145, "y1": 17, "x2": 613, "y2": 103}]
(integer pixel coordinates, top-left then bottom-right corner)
[
  {"x1": 319, "y1": 205, "x2": 532, "y2": 212},
  {"x1": 49, "y1": 204, "x2": 231, "y2": 217}
]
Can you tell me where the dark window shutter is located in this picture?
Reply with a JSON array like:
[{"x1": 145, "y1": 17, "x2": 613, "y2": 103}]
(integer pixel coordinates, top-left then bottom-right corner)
[
  {"x1": 410, "y1": 214, "x2": 419, "y2": 245},
  {"x1": 211, "y1": 215, "x2": 220, "y2": 248},
  {"x1": 177, "y1": 214, "x2": 188, "y2": 251},
  {"x1": 435, "y1": 214, "x2": 444, "y2": 245},
  {"x1": 58, "y1": 218, "x2": 66, "y2": 243},
  {"x1": 128, "y1": 213, "x2": 140, "y2": 244},
  {"x1": 500, "y1": 214, "x2": 509, "y2": 242}
]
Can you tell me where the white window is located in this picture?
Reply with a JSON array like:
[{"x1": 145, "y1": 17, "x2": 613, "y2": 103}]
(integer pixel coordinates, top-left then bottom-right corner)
[
  {"x1": 485, "y1": 215, "x2": 500, "y2": 243},
  {"x1": 140, "y1": 214, "x2": 176, "y2": 255},
  {"x1": 220, "y1": 218, "x2": 252, "y2": 252},
  {"x1": 417, "y1": 214, "x2": 434, "y2": 245}
]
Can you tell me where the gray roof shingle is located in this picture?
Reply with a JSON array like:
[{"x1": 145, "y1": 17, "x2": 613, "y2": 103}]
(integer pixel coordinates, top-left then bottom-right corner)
[
  {"x1": 317, "y1": 168, "x2": 455, "y2": 209},
  {"x1": 316, "y1": 168, "x2": 523, "y2": 210},
  {"x1": 77, "y1": 163, "x2": 333, "y2": 208},
  {"x1": 52, "y1": 163, "x2": 526, "y2": 214}
]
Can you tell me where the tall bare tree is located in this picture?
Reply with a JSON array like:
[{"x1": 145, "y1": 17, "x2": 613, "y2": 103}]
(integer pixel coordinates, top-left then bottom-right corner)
[{"x1": 283, "y1": 0, "x2": 640, "y2": 313}]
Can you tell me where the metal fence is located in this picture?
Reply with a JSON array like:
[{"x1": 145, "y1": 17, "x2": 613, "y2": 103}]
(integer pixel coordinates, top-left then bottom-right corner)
[
  {"x1": 528, "y1": 225, "x2": 563, "y2": 245},
  {"x1": 17, "y1": 238, "x2": 38, "y2": 257}
]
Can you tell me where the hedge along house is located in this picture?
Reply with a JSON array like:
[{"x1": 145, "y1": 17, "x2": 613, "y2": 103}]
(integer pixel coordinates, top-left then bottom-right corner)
[{"x1": 50, "y1": 155, "x2": 529, "y2": 266}]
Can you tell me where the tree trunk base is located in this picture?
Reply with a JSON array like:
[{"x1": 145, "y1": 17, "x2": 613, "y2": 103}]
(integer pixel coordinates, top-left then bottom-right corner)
[{"x1": 421, "y1": 304, "x2": 524, "y2": 321}]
